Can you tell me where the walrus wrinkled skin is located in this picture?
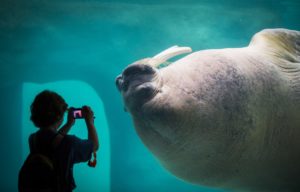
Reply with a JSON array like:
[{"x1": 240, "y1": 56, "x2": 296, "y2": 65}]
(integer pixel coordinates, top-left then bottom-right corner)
[{"x1": 116, "y1": 29, "x2": 300, "y2": 191}]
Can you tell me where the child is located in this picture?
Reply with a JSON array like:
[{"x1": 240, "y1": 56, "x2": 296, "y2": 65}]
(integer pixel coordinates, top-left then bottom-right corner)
[{"x1": 19, "y1": 90, "x2": 99, "y2": 191}]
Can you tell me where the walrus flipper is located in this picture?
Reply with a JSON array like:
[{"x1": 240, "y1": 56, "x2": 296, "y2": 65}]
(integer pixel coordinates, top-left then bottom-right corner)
[
  {"x1": 250, "y1": 29, "x2": 300, "y2": 99},
  {"x1": 249, "y1": 28, "x2": 300, "y2": 64}
]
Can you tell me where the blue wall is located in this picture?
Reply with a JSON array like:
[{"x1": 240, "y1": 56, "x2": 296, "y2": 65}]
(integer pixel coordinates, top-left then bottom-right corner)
[{"x1": 0, "y1": 0, "x2": 299, "y2": 191}]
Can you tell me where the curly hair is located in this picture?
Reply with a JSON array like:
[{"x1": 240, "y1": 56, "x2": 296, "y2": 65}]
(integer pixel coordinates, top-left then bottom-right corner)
[{"x1": 30, "y1": 90, "x2": 68, "y2": 128}]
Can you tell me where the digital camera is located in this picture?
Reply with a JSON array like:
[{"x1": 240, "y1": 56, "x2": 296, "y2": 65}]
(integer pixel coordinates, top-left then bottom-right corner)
[{"x1": 72, "y1": 108, "x2": 84, "y2": 119}]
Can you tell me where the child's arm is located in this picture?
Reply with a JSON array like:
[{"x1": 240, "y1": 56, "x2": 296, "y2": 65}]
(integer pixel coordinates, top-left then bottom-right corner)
[
  {"x1": 83, "y1": 106, "x2": 99, "y2": 152},
  {"x1": 58, "y1": 108, "x2": 75, "y2": 135}
]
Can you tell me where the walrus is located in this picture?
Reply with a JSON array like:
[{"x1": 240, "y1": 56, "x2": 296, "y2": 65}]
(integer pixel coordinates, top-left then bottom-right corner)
[{"x1": 115, "y1": 28, "x2": 300, "y2": 191}]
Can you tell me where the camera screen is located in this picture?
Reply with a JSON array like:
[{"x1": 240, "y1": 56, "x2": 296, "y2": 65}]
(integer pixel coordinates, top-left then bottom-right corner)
[{"x1": 73, "y1": 109, "x2": 83, "y2": 119}]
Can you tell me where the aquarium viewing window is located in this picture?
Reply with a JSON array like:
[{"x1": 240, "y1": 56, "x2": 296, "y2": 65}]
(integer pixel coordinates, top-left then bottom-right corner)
[{"x1": 21, "y1": 80, "x2": 110, "y2": 192}]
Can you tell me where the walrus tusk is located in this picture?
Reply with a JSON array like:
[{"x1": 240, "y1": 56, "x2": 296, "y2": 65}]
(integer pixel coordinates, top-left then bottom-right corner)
[
  {"x1": 151, "y1": 45, "x2": 193, "y2": 68},
  {"x1": 132, "y1": 45, "x2": 192, "y2": 68}
]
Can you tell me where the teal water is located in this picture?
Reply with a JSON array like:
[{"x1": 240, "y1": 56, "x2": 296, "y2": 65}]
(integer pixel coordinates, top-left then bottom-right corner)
[{"x1": 0, "y1": 0, "x2": 299, "y2": 191}]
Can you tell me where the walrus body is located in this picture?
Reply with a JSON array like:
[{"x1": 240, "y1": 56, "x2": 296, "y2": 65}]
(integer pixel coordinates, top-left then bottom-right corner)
[{"x1": 116, "y1": 29, "x2": 300, "y2": 191}]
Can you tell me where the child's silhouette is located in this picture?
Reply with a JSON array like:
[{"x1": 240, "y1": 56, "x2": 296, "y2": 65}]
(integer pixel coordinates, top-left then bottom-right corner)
[{"x1": 19, "y1": 90, "x2": 99, "y2": 192}]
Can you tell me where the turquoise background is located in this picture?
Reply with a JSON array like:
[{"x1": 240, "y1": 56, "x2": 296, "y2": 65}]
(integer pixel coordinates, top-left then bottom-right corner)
[{"x1": 0, "y1": 0, "x2": 299, "y2": 191}]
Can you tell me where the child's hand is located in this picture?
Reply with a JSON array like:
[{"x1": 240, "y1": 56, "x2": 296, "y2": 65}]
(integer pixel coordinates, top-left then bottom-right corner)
[
  {"x1": 82, "y1": 106, "x2": 94, "y2": 124},
  {"x1": 66, "y1": 107, "x2": 76, "y2": 126}
]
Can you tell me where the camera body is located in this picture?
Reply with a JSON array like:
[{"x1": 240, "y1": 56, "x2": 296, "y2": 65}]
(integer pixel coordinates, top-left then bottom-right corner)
[{"x1": 72, "y1": 108, "x2": 84, "y2": 119}]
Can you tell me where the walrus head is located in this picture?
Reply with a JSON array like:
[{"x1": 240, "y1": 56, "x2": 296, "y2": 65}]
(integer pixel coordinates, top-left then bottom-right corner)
[
  {"x1": 115, "y1": 63, "x2": 161, "y2": 113},
  {"x1": 116, "y1": 46, "x2": 192, "y2": 114}
]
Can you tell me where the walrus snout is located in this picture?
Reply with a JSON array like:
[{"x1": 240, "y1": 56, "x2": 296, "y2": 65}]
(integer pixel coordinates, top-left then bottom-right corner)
[{"x1": 115, "y1": 64, "x2": 157, "y2": 92}]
